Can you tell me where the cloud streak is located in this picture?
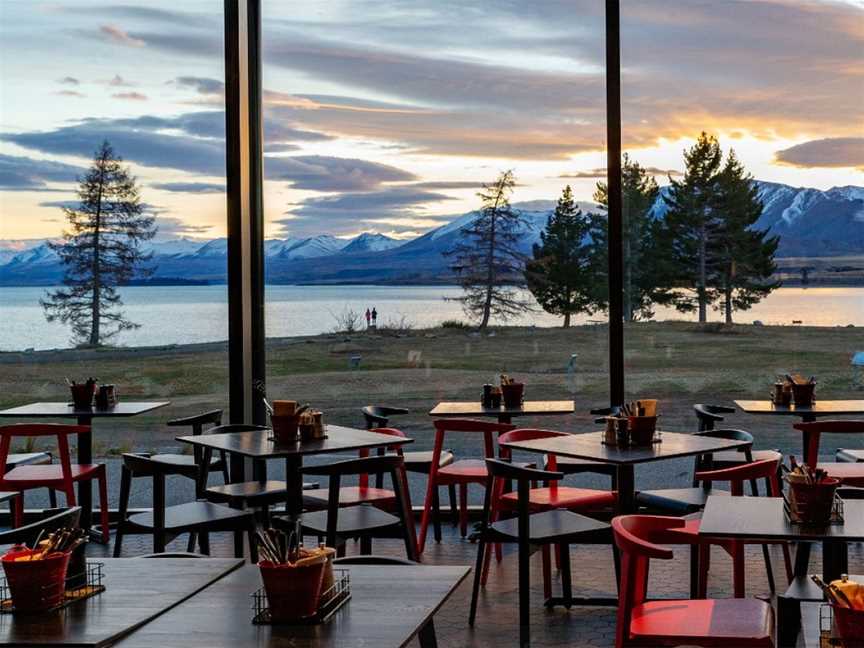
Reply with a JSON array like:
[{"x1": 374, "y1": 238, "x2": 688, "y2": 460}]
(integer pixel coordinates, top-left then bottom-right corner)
[
  {"x1": 0, "y1": 154, "x2": 84, "y2": 191},
  {"x1": 775, "y1": 138, "x2": 864, "y2": 170}
]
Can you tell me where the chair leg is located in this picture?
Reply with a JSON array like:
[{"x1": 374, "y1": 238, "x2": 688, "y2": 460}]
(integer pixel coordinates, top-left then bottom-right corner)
[
  {"x1": 247, "y1": 525, "x2": 259, "y2": 563},
  {"x1": 113, "y1": 466, "x2": 132, "y2": 557},
  {"x1": 233, "y1": 530, "x2": 244, "y2": 557},
  {"x1": 198, "y1": 531, "x2": 210, "y2": 555},
  {"x1": 97, "y1": 470, "x2": 110, "y2": 543},
  {"x1": 417, "y1": 476, "x2": 437, "y2": 554},
  {"x1": 186, "y1": 533, "x2": 197, "y2": 553},
  {"x1": 559, "y1": 542, "x2": 572, "y2": 607},
  {"x1": 689, "y1": 545, "x2": 699, "y2": 598},
  {"x1": 761, "y1": 543, "x2": 776, "y2": 592},
  {"x1": 219, "y1": 450, "x2": 230, "y2": 484},
  {"x1": 432, "y1": 485, "x2": 442, "y2": 543},
  {"x1": 448, "y1": 484, "x2": 458, "y2": 525},
  {"x1": 782, "y1": 543, "x2": 794, "y2": 583},
  {"x1": 517, "y1": 536, "x2": 530, "y2": 648},
  {"x1": 698, "y1": 544, "x2": 710, "y2": 599},
  {"x1": 458, "y1": 483, "x2": 468, "y2": 537},
  {"x1": 48, "y1": 488, "x2": 58, "y2": 508},
  {"x1": 732, "y1": 542, "x2": 745, "y2": 598},
  {"x1": 11, "y1": 494, "x2": 23, "y2": 528},
  {"x1": 469, "y1": 537, "x2": 487, "y2": 626},
  {"x1": 541, "y1": 544, "x2": 552, "y2": 600},
  {"x1": 360, "y1": 535, "x2": 372, "y2": 555}
]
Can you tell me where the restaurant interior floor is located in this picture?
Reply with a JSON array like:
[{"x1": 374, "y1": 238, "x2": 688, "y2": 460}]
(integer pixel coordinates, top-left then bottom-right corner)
[{"x1": 87, "y1": 524, "x2": 853, "y2": 647}]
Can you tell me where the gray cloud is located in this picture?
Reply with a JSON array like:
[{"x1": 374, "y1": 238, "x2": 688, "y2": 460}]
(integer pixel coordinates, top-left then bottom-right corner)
[
  {"x1": 112, "y1": 91, "x2": 148, "y2": 101},
  {"x1": 173, "y1": 76, "x2": 223, "y2": 96},
  {"x1": 151, "y1": 182, "x2": 224, "y2": 193},
  {"x1": 560, "y1": 166, "x2": 681, "y2": 179},
  {"x1": 106, "y1": 74, "x2": 134, "y2": 87},
  {"x1": 57, "y1": 76, "x2": 80, "y2": 85},
  {"x1": 0, "y1": 154, "x2": 84, "y2": 190},
  {"x1": 154, "y1": 216, "x2": 213, "y2": 237},
  {"x1": 56, "y1": 90, "x2": 85, "y2": 98},
  {"x1": 775, "y1": 137, "x2": 864, "y2": 170},
  {"x1": 266, "y1": 155, "x2": 416, "y2": 191}
]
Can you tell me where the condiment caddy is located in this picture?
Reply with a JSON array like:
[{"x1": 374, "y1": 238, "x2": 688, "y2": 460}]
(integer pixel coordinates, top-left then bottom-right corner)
[{"x1": 602, "y1": 399, "x2": 660, "y2": 447}]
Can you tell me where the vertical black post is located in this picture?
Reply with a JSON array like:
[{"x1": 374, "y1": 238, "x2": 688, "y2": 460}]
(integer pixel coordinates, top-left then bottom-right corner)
[
  {"x1": 605, "y1": 0, "x2": 625, "y2": 406},
  {"x1": 224, "y1": 0, "x2": 266, "y2": 426}
]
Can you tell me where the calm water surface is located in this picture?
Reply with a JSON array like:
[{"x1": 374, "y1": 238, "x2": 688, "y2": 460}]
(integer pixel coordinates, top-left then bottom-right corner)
[{"x1": 1, "y1": 285, "x2": 862, "y2": 351}]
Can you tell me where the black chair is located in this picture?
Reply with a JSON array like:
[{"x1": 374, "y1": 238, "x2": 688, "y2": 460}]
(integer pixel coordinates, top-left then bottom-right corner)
[
  {"x1": 113, "y1": 453, "x2": 257, "y2": 560},
  {"x1": 693, "y1": 404, "x2": 783, "y2": 469},
  {"x1": 281, "y1": 455, "x2": 418, "y2": 561},
  {"x1": 149, "y1": 410, "x2": 228, "y2": 485},
  {"x1": 361, "y1": 405, "x2": 458, "y2": 534},
  {"x1": 469, "y1": 459, "x2": 611, "y2": 648},
  {"x1": 0, "y1": 506, "x2": 81, "y2": 547}
]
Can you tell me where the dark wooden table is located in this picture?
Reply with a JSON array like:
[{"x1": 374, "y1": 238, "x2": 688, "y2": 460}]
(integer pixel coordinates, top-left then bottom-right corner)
[
  {"x1": 500, "y1": 430, "x2": 751, "y2": 513},
  {"x1": 429, "y1": 400, "x2": 575, "y2": 424},
  {"x1": 0, "y1": 557, "x2": 241, "y2": 646},
  {"x1": 113, "y1": 563, "x2": 470, "y2": 648},
  {"x1": 734, "y1": 399, "x2": 864, "y2": 423},
  {"x1": 177, "y1": 425, "x2": 413, "y2": 520},
  {"x1": 0, "y1": 402, "x2": 170, "y2": 536},
  {"x1": 699, "y1": 495, "x2": 864, "y2": 646}
]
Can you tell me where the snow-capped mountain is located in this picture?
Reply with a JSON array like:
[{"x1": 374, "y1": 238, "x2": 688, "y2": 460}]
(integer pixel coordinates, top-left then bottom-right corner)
[{"x1": 1, "y1": 181, "x2": 861, "y2": 286}]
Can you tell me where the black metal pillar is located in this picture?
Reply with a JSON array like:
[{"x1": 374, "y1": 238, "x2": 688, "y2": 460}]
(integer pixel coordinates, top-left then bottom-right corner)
[
  {"x1": 605, "y1": 0, "x2": 625, "y2": 406},
  {"x1": 225, "y1": 0, "x2": 266, "y2": 427}
]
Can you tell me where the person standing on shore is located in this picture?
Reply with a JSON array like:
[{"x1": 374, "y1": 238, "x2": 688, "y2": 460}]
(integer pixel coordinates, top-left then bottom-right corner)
[
  {"x1": 365, "y1": 308, "x2": 371, "y2": 329},
  {"x1": 371, "y1": 307, "x2": 378, "y2": 327}
]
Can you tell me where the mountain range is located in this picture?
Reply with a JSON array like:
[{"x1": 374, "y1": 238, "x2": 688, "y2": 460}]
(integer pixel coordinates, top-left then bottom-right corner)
[{"x1": 1, "y1": 181, "x2": 861, "y2": 286}]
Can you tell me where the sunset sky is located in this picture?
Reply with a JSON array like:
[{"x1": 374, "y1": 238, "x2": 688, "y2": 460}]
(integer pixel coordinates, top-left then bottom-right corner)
[{"x1": 1, "y1": 0, "x2": 862, "y2": 242}]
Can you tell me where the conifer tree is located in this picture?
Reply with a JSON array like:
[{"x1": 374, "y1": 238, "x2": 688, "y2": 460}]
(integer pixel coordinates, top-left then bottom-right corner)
[
  {"x1": 592, "y1": 154, "x2": 671, "y2": 320},
  {"x1": 42, "y1": 141, "x2": 155, "y2": 346},
  {"x1": 714, "y1": 150, "x2": 780, "y2": 323},
  {"x1": 660, "y1": 132, "x2": 724, "y2": 322},
  {"x1": 525, "y1": 185, "x2": 599, "y2": 327},
  {"x1": 445, "y1": 170, "x2": 531, "y2": 329}
]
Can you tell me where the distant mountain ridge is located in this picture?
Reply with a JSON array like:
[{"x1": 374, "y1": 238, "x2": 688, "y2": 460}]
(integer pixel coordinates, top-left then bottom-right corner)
[{"x1": 1, "y1": 181, "x2": 861, "y2": 286}]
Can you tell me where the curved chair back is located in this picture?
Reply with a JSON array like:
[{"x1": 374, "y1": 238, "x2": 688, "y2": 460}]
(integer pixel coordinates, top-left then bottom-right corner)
[
  {"x1": 793, "y1": 420, "x2": 864, "y2": 466},
  {"x1": 359, "y1": 427, "x2": 408, "y2": 488},
  {"x1": 612, "y1": 515, "x2": 683, "y2": 648},
  {"x1": 166, "y1": 410, "x2": 223, "y2": 434},
  {"x1": 498, "y1": 428, "x2": 569, "y2": 471},
  {"x1": 693, "y1": 403, "x2": 736, "y2": 431},
  {"x1": 0, "y1": 424, "x2": 89, "y2": 494},
  {"x1": 361, "y1": 406, "x2": 409, "y2": 429},
  {"x1": 0, "y1": 507, "x2": 81, "y2": 547},
  {"x1": 693, "y1": 457, "x2": 782, "y2": 496}
]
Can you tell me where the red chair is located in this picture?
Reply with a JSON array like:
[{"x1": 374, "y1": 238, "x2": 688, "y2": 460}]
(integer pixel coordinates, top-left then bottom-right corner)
[
  {"x1": 662, "y1": 457, "x2": 792, "y2": 598},
  {"x1": 613, "y1": 515, "x2": 774, "y2": 648},
  {"x1": 0, "y1": 424, "x2": 109, "y2": 543},
  {"x1": 418, "y1": 419, "x2": 514, "y2": 553},
  {"x1": 794, "y1": 420, "x2": 864, "y2": 486},
  {"x1": 303, "y1": 427, "x2": 406, "y2": 511}
]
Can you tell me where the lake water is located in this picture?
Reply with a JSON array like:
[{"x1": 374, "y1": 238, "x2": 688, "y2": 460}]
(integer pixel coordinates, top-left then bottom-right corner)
[{"x1": 1, "y1": 285, "x2": 862, "y2": 351}]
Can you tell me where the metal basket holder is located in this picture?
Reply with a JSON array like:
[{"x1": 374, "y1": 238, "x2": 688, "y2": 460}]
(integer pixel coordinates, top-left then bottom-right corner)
[
  {"x1": 0, "y1": 561, "x2": 105, "y2": 614},
  {"x1": 783, "y1": 493, "x2": 845, "y2": 525},
  {"x1": 252, "y1": 568, "x2": 350, "y2": 625}
]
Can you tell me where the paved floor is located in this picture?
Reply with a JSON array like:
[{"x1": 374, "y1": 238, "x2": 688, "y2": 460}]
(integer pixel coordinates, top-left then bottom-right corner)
[{"x1": 86, "y1": 517, "x2": 853, "y2": 647}]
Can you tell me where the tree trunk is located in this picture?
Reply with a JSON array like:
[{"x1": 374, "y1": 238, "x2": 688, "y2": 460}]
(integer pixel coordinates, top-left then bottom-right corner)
[
  {"x1": 698, "y1": 223, "x2": 707, "y2": 323},
  {"x1": 563, "y1": 311, "x2": 571, "y2": 328},
  {"x1": 624, "y1": 234, "x2": 633, "y2": 322},
  {"x1": 725, "y1": 282, "x2": 733, "y2": 325},
  {"x1": 89, "y1": 163, "x2": 106, "y2": 347}
]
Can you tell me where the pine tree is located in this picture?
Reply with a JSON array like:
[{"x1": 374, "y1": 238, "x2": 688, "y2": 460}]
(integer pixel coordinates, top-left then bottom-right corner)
[
  {"x1": 42, "y1": 141, "x2": 156, "y2": 347},
  {"x1": 525, "y1": 185, "x2": 599, "y2": 327},
  {"x1": 445, "y1": 170, "x2": 531, "y2": 329},
  {"x1": 592, "y1": 154, "x2": 671, "y2": 321},
  {"x1": 660, "y1": 132, "x2": 724, "y2": 322},
  {"x1": 714, "y1": 150, "x2": 780, "y2": 324}
]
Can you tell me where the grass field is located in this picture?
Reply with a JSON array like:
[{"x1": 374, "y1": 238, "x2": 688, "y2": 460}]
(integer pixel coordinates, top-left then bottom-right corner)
[{"x1": 1, "y1": 320, "x2": 862, "y2": 459}]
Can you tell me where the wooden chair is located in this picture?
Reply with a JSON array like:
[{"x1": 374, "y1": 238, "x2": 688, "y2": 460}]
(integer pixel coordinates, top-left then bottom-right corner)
[
  {"x1": 660, "y1": 458, "x2": 793, "y2": 598},
  {"x1": 612, "y1": 515, "x2": 774, "y2": 648},
  {"x1": 0, "y1": 507, "x2": 81, "y2": 548},
  {"x1": 418, "y1": 418, "x2": 515, "y2": 553},
  {"x1": 113, "y1": 453, "x2": 257, "y2": 559},
  {"x1": 468, "y1": 459, "x2": 610, "y2": 648},
  {"x1": 281, "y1": 454, "x2": 417, "y2": 561},
  {"x1": 5, "y1": 452, "x2": 57, "y2": 508},
  {"x1": 794, "y1": 420, "x2": 864, "y2": 486},
  {"x1": 0, "y1": 424, "x2": 109, "y2": 542},
  {"x1": 693, "y1": 405, "x2": 782, "y2": 468},
  {"x1": 150, "y1": 410, "x2": 228, "y2": 485},
  {"x1": 361, "y1": 405, "x2": 458, "y2": 530}
]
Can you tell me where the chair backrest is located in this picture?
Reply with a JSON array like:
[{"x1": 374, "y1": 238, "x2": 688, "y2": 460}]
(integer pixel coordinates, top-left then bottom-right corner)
[
  {"x1": 793, "y1": 420, "x2": 864, "y2": 466},
  {"x1": 0, "y1": 424, "x2": 89, "y2": 490},
  {"x1": 693, "y1": 457, "x2": 782, "y2": 496},
  {"x1": 497, "y1": 429, "x2": 569, "y2": 495},
  {"x1": 358, "y1": 427, "x2": 407, "y2": 488},
  {"x1": 361, "y1": 406, "x2": 409, "y2": 429},
  {"x1": 611, "y1": 515, "x2": 682, "y2": 648},
  {"x1": 121, "y1": 453, "x2": 202, "y2": 534},
  {"x1": 591, "y1": 406, "x2": 614, "y2": 424},
  {"x1": 693, "y1": 403, "x2": 735, "y2": 431},
  {"x1": 0, "y1": 507, "x2": 81, "y2": 547},
  {"x1": 333, "y1": 555, "x2": 417, "y2": 566},
  {"x1": 690, "y1": 428, "x2": 755, "y2": 482},
  {"x1": 432, "y1": 418, "x2": 514, "y2": 460},
  {"x1": 166, "y1": 410, "x2": 223, "y2": 435},
  {"x1": 303, "y1": 455, "x2": 417, "y2": 559},
  {"x1": 207, "y1": 424, "x2": 269, "y2": 435}
]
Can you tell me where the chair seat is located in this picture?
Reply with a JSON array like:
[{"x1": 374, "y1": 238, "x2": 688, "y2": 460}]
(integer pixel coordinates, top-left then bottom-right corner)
[
  {"x1": 2, "y1": 464, "x2": 103, "y2": 486},
  {"x1": 127, "y1": 501, "x2": 251, "y2": 532},
  {"x1": 150, "y1": 453, "x2": 223, "y2": 469},
  {"x1": 402, "y1": 450, "x2": 454, "y2": 473},
  {"x1": 837, "y1": 449, "x2": 864, "y2": 463},
  {"x1": 500, "y1": 487, "x2": 616, "y2": 511},
  {"x1": 439, "y1": 459, "x2": 532, "y2": 481},
  {"x1": 817, "y1": 462, "x2": 864, "y2": 487},
  {"x1": 636, "y1": 487, "x2": 730, "y2": 514},
  {"x1": 206, "y1": 480, "x2": 288, "y2": 503},
  {"x1": 489, "y1": 509, "x2": 609, "y2": 543},
  {"x1": 629, "y1": 599, "x2": 774, "y2": 647},
  {"x1": 5, "y1": 453, "x2": 52, "y2": 470},
  {"x1": 709, "y1": 449, "x2": 782, "y2": 467},
  {"x1": 554, "y1": 457, "x2": 618, "y2": 477},
  {"x1": 303, "y1": 486, "x2": 396, "y2": 508},
  {"x1": 301, "y1": 504, "x2": 401, "y2": 536}
]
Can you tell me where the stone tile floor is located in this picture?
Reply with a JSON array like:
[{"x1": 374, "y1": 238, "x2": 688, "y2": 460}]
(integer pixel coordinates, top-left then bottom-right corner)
[{"x1": 84, "y1": 520, "x2": 858, "y2": 647}]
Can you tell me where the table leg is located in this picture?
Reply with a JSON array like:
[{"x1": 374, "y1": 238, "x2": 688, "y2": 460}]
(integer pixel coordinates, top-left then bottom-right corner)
[
  {"x1": 822, "y1": 539, "x2": 847, "y2": 583},
  {"x1": 418, "y1": 620, "x2": 438, "y2": 648},
  {"x1": 616, "y1": 465, "x2": 635, "y2": 514},
  {"x1": 283, "y1": 456, "x2": 304, "y2": 536},
  {"x1": 229, "y1": 453, "x2": 245, "y2": 484},
  {"x1": 75, "y1": 415, "x2": 99, "y2": 540}
]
